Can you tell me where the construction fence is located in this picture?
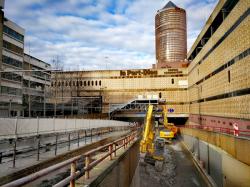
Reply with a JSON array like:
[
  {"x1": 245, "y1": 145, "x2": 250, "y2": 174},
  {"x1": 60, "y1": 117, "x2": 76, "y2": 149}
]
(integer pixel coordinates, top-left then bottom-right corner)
[{"x1": 0, "y1": 118, "x2": 129, "y2": 139}]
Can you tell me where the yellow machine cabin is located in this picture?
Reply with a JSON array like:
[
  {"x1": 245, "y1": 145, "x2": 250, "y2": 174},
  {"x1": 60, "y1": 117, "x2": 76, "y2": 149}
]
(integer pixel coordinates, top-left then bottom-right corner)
[{"x1": 158, "y1": 101, "x2": 178, "y2": 140}]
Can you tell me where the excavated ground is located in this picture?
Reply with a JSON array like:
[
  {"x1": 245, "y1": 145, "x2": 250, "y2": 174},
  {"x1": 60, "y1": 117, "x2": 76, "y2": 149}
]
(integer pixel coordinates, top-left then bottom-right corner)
[{"x1": 139, "y1": 139, "x2": 208, "y2": 187}]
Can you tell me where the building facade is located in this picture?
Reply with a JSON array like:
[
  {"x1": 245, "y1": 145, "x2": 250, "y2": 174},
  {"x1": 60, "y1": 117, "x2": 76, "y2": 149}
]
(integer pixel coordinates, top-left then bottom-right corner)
[
  {"x1": 22, "y1": 54, "x2": 51, "y2": 117},
  {"x1": 0, "y1": 18, "x2": 24, "y2": 116},
  {"x1": 0, "y1": 13, "x2": 51, "y2": 117},
  {"x1": 49, "y1": 68, "x2": 189, "y2": 118},
  {"x1": 188, "y1": 0, "x2": 250, "y2": 130},
  {"x1": 155, "y1": 1, "x2": 187, "y2": 68}
]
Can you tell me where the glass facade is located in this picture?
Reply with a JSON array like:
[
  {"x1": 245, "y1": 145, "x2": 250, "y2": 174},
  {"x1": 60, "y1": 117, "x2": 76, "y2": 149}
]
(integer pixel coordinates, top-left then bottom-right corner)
[
  {"x1": 3, "y1": 40, "x2": 23, "y2": 55},
  {"x1": 1, "y1": 72, "x2": 22, "y2": 82},
  {"x1": 3, "y1": 25, "x2": 24, "y2": 42},
  {"x1": 3, "y1": 55, "x2": 23, "y2": 68},
  {"x1": 0, "y1": 86, "x2": 22, "y2": 96}
]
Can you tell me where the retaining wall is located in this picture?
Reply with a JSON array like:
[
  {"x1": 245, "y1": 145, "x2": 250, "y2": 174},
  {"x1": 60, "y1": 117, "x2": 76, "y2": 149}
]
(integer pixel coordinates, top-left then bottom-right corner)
[{"x1": 181, "y1": 128, "x2": 250, "y2": 187}]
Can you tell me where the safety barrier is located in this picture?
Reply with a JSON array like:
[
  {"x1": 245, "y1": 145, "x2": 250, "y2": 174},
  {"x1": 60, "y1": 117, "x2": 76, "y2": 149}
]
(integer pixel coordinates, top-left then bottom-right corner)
[
  {"x1": 2, "y1": 130, "x2": 139, "y2": 187},
  {"x1": 84, "y1": 130, "x2": 138, "y2": 179},
  {"x1": 183, "y1": 125, "x2": 250, "y2": 137},
  {"x1": 0, "y1": 117, "x2": 129, "y2": 139}
]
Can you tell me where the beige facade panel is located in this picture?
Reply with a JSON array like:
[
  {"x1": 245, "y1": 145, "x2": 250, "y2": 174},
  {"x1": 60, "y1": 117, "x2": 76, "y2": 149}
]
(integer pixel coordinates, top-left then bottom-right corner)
[
  {"x1": 189, "y1": 18, "x2": 250, "y2": 87},
  {"x1": 166, "y1": 104, "x2": 189, "y2": 114},
  {"x1": 189, "y1": 56, "x2": 250, "y2": 102},
  {"x1": 201, "y1": 57, "x2": 250, "y2": 99},
  {"x1": 24, "y1": 54, "x2": 50, "y2": 70},
  {"x1": 190, "y1": 95, "x2": 250, "y2": 119},
  {"x1": 188, "y1": 0, "x2": 249, "y2": 73},
  {"x1": 3, "y1": 34, "x2": 24, "y2": 48},
  {"x1": 187, "y1": 0, "x2": 226, "y2": 59},
  {"x1": 2, "y1": 49, "x2": 23, "y2": 62},
  {"x1": 52, "y1": 76, "x2": 188, "y2": 90},
  {"x1": 54, "y1": 68, "x2": 188, "y2": 79},
  {"x1": 4, "y1": 19, "x2": 25, "y2": 36}
]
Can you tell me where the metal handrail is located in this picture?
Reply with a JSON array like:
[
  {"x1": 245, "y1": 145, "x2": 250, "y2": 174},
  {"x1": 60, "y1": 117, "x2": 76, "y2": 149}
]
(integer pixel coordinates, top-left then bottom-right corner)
[
  {"x1": 181, "y1": 125, "x2": 250, "y2": 137},
  {"x1": 2, "y1": 130, "x2": 139, "y2": 187},
  {"x1": 2, "y1": 155, "x2": 82, "y2": 187},
  {"x1": 84, "y1": 131, "x2": 138, "y2": 179}
]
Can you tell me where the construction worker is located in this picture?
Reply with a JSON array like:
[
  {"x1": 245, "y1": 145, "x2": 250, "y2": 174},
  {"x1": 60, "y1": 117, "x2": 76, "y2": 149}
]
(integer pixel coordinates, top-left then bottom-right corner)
[{"x1": 233, "y1": 123, "x2": 239, "y2": 137}]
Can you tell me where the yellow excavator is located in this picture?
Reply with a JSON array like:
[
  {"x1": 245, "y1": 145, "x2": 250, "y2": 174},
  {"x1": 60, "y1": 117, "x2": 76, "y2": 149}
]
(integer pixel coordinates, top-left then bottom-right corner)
[
  {"x1": 140, "y1": 101, "x2": 178, "y2": 165},
  {"x1": 159, "y1": 104, "x2": 178, "y2": 140},
  {"x1": 140, "y1": 105, "x2": 165, "y2": 165}
]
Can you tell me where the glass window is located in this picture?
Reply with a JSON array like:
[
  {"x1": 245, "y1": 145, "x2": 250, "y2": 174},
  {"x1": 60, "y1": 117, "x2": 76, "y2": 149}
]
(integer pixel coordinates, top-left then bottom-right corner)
[
  {"x1": 171, "y1": 78, "x2": 174, "y2": 84},
  {"x1": 91, "y1": 81, "x2": 94, "y2": 86},
  {"x1": 3, "y1": 55, "x2": 22, "y2": 68},
  {"x1": 3, "y1": 25, "x2": 24, "y2": 42},
  {"x1": 88, "y1": 81, "x2": 90, "y2": 86},
  {"x1": 84, "y1": 81, "x2": 86, "y2": 86},
  {"x1": 99, "y1": 80, "x2": 101, "y2": 86},
  {"x1": 3, "y1": 40, "x2": 23, "y2": 55},
  {"x1": 95, "y1": 80, "x2": 98, "y2": 86}
]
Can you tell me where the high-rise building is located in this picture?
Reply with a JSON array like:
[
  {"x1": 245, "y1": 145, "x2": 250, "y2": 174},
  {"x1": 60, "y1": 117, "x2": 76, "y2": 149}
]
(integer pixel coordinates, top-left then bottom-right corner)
[
  {"x1": 0, "y1": 6, "x2": 51, "y2": 117},
  {"x1": 0, "y1": 18, "x2": 24, "y2": 116},
  {"x1": 155, "y1": 1, "x2": 187, "y2": 68}
]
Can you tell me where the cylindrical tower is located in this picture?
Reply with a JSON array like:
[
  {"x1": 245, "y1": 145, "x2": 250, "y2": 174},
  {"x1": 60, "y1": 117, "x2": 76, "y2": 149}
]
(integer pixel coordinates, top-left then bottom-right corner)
[{"x1": 155, "y1": 1, "x2": 187, "y2": 68}]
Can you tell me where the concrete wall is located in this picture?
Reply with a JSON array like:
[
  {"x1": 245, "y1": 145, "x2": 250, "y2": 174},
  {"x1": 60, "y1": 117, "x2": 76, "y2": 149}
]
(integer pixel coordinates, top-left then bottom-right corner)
[
  {"x1": 89, "y1": 140, "x2": 140, "y2": 187},
  {"x1": 182, "y1": 130, "x2": 250, "y2": 187},
  {"x1": 181, "y1": 128, "x2": 250, "y2": 165},
  {"x1": 0, "y1": 118, "x2": 129, "y2": 139}
]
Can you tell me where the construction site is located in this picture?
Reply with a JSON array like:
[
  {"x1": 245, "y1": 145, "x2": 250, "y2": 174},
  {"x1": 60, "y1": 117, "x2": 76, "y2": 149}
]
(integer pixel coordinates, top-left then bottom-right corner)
[{"x1": 0, "y1": 0, "x2": 249, "y2": 187}]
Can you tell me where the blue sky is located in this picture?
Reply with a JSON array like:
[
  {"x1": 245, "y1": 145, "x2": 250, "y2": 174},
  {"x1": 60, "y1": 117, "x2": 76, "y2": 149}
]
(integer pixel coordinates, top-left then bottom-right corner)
[{"x1": 5, "y1": 0, "x2": 218, "y2": 70}]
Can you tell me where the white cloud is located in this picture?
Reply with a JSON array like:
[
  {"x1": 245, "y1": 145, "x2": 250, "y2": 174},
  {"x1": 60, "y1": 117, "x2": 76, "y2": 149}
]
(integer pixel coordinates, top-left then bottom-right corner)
[{"x1": 4, "y1": 0, "x2": 218, "y2": 70}]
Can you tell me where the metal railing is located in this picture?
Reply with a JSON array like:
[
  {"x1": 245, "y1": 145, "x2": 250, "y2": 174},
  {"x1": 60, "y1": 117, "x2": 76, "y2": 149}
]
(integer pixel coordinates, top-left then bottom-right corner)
[
  {"x1": 182, "y1": 125, "x2": 250, "y2": 137},
  {"x1": 2, "y1": 130, "x2": 139, "y2": 187},
  {"x1": 84, "y1": 130, "x2": 138, "y2": 179}
]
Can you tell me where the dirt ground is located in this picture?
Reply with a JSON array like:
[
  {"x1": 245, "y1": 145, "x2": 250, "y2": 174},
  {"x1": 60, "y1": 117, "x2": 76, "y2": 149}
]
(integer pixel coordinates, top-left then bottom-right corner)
[{"x1": 139, "y1": 139, "x2": 208, "y2": 187}]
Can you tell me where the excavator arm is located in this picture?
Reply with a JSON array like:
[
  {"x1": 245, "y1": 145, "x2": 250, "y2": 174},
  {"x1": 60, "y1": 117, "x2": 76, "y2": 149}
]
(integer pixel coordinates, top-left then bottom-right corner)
[{"x1": 140, "y1": 105, "x2": 155, "y2": 154}]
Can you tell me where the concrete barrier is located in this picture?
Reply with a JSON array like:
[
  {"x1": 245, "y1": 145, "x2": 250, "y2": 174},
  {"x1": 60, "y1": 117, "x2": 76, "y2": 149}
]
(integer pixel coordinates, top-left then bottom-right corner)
[
  {"x1": 0, "y1": 118, "x2": 129, "y2": 139},
  {"x1": 181, "y1": 128, "x2": 250, "y2": 187},
  {"x1": 180, "y1": 128, "x2": 250, "y2": 165}
]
